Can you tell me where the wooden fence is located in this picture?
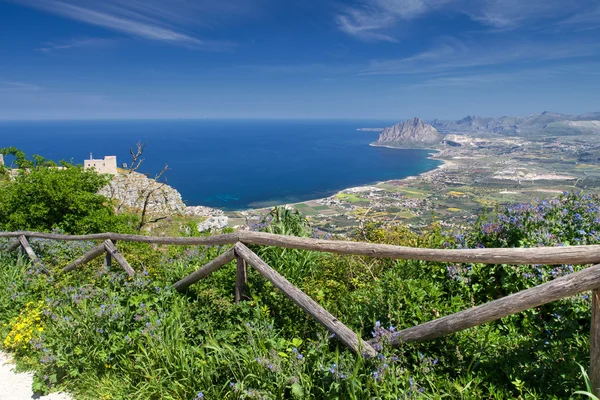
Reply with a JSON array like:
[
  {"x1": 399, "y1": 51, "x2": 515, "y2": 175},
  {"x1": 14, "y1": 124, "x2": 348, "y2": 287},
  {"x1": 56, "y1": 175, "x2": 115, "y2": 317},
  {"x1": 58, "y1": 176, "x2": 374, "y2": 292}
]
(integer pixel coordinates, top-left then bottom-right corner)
[{"x1": 3, "y1": 230, "x2": 600, "y2": 394}]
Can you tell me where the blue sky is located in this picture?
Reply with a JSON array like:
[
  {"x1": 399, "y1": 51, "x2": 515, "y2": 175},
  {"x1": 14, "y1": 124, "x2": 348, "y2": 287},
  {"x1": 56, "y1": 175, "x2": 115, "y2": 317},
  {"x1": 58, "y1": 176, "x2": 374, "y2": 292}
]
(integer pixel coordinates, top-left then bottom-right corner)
[{"x1": 0, "y1": 0, "x2": 599, "y2": 120}]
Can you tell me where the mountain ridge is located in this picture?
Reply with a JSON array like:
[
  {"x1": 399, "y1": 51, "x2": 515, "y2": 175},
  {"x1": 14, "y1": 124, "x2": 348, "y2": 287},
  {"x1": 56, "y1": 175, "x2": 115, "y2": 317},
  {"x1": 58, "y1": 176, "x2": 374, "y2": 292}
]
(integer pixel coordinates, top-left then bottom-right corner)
[{"x1": 430, "y1": 111, "x2": 600, "y2": 135}]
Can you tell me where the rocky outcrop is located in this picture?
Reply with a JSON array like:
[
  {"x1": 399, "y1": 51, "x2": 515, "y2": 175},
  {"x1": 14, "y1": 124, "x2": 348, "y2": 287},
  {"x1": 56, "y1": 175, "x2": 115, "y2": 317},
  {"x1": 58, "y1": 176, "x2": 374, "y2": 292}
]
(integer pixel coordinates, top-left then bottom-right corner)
[
  {"x1": 99, "y1": 171, "x2": 185, "y2": 216},
  {"x1": 372, "y1": 118, "x2": 442, "y2": 148}
]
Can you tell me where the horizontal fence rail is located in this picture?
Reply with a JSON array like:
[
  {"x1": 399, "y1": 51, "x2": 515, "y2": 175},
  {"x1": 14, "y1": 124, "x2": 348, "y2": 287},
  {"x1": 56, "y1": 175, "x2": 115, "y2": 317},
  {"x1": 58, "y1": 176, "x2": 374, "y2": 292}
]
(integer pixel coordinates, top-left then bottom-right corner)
[
  {"x1": 4, "y1": 230, "x2": 600, "y2": 265},
  {"x1": 3, "y1": 229, "x2": 600, "y2": 394}
]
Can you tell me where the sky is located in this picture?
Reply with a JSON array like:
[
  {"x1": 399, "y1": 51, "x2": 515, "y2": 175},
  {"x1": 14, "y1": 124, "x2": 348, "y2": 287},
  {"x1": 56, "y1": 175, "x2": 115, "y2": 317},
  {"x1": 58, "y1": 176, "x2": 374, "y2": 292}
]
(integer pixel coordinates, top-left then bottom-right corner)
[{"x1": 0, "y1": 0, "x2": 599, "y2": 120}]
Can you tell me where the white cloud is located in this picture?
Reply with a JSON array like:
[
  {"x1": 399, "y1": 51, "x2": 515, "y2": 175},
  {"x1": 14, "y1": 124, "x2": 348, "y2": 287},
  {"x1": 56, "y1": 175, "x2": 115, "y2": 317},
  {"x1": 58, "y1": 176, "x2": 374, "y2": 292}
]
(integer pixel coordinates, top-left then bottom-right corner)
[
  {"x1": 335, "y1": 0, "x2": 448, "y2": 41},
  {"x1": 335, "y1": 0, "x2": 599, "y2": 41},
  {"x1": 12, "y1": 0, "x2": 245, "y2": 50}
]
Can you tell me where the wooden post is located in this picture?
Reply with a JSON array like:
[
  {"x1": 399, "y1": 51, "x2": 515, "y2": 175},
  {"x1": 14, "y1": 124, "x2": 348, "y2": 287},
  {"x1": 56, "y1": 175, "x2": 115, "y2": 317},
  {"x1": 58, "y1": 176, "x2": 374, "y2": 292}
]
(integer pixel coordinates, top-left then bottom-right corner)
[
  {"x1": 103, "y1": 240, "x2": 135, "y2": 277},
  {"x1": 173, "y1": 248, "x2": 235, "y2": 292},
  {"x1": 591, "y1": 289, "x2": 600, "y2": 397},
  {"x1": 104, "y1": 240, "x2": 115, "y2": 268},
  {"x1": 234, "y1": 242, "x2": 377, "y2": 358},
  {"x1": 234, "y1": 255, "x2": 248, "y2": 303},
  {"x1": 64, "y1": 244, "x2": 107, "y2": 272},
  {"x1": 18, "y1": 235, "x2": 38, "y2": 263}
]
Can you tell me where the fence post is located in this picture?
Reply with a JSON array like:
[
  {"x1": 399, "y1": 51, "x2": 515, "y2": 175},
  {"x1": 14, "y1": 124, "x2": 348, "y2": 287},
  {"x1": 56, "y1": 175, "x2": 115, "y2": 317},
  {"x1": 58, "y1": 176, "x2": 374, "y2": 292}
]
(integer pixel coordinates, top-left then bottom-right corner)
[
  {"x1": 234, "y1": 242, "x2": 377, "y2": 358},
  {"x1": 104, "y1": 240, "x2": 116, "y2": 268},
  {"x1": 235, "y1": 255, "x2": 247, "y2": 303},
  {"x1": 591, "y1": 289, "x2": 600, "y2": 397},
  {"x1": 103, "y1": 240, "x2": 135, "y2": 277},
  {"x1": 18, "y1": 235, "x2": 38, "y2": 263}
]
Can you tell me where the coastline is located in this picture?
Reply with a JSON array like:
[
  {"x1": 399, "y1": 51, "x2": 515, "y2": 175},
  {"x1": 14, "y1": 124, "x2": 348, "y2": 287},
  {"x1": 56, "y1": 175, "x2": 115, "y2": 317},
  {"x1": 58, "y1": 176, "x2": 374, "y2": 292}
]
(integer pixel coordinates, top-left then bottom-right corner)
[
  {"x1": 239, "y1": 147, "x2": 449, "y2": 212},
  {"x1": 368, "y1": 142, "x2": 441, "y2": 152}
]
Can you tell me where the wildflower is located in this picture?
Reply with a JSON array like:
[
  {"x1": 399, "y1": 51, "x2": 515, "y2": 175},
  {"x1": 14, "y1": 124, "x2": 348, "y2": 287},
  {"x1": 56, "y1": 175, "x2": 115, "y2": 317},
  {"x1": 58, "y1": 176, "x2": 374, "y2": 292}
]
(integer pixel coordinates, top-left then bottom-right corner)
[{"x1": 195, "y1": 392, "x2": 204, "y2": 400}]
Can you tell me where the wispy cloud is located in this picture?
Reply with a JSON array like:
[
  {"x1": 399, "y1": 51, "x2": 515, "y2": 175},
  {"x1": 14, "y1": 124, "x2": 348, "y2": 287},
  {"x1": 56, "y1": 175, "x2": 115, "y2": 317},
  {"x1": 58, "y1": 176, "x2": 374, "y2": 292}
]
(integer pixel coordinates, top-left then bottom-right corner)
[
  {"x1": 335, "y1": 0, "x2": 600, "y2": 41},
  {"x1": 360, "y1": 37, "x2": 600, "y2": 75},
  {"x1": 12, "y1": 0, "x2": 244, "y2": 50},
  {"x1": 335, "y1": 0, "x2": 448, "y2": 42},
  {"x1": 36, "y1": 37, "x2": 115, "y2": 52},
  {"x1": 0, "y1": 81, "x2": 42, "y2": 92}
]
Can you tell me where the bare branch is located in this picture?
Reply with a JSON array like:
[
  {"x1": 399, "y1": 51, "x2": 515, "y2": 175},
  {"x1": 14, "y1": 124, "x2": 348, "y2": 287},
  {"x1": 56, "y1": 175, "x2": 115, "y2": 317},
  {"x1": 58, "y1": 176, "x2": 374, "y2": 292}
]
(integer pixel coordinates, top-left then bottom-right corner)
[{"x1": 128, "y1": 141, "x2": 147, "y2": 173}]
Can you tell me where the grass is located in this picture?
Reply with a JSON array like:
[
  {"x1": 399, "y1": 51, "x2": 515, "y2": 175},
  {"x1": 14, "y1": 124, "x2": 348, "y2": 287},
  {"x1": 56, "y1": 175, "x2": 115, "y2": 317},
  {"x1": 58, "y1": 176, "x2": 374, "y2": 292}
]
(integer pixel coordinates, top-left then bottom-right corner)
[
  {"x1": 335, "y1": 193, "x2": 365, "y2": 203},
  {"x1": 2, "y1": 193, "x2": 600, "y2": 399}
]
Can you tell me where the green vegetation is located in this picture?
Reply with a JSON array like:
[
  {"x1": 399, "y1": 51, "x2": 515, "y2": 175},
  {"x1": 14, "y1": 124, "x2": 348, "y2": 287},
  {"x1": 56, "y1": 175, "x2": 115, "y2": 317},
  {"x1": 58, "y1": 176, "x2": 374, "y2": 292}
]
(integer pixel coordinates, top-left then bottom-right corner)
[
  {"x1": 0, "y1": 148, "x2": 138, "y2": 234},
  {"x1": 335, "y1": 193, "x2": 365, "y2": 203},
  {"x1": 1, "y1": 192, "x2": 600, "y2": 399}
]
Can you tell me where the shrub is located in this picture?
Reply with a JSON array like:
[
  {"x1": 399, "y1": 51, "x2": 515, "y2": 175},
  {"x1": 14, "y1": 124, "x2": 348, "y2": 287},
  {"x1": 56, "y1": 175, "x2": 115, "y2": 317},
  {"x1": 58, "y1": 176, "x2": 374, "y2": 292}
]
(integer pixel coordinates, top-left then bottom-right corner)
[{"x1": 0, "y1": 149, "x2": 138, "y2": 234}]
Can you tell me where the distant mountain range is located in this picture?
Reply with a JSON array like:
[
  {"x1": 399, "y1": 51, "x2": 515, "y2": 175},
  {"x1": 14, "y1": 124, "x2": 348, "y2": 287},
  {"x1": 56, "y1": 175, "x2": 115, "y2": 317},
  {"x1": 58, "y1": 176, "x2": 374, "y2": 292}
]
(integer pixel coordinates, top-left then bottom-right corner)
[
  {"x1": 430, "y1": 111, "x2": 600, "y2": 136},
  {"x1": 370, "y1": 111, "x2": 600, "y2": 149}
]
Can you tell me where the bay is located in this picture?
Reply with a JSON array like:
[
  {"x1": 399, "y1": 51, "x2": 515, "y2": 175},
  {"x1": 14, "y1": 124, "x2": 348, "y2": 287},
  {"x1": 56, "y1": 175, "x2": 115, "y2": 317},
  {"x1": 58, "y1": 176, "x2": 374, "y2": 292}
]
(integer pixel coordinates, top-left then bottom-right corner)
[{"x1": 1, "y1": 119, "x2": 441, "y2": 210}]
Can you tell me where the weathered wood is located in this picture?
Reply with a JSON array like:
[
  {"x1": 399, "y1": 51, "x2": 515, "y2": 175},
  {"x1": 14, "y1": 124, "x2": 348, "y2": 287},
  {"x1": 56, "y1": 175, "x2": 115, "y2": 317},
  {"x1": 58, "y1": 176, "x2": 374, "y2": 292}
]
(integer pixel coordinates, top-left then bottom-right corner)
[
  {"x1": 239, "y1": 231, "x2": 600, "y2": 265},
  {"x1": 173, "y1": 248, "x2": 236, "y2": 291},
  {"x1": 0, "y1": 231, "x2": 239, "y2": 246},
  {"x1": 234, "y1": 242, "x2": 377, "y2": 358},
  {"x1": 64, "y1": 244, "x2": 107, "y2": 272},
  {"x1": 3, "y1": 230, "x2": 600, "y2": 265},
  {"x1": 591, "y1": 289, "x2": 600, "y2": 397},
  {"x1": 103, "y1": 240, "x2": 135, "y2": 277},
  {"x1": 18, "y1": 236, "x2": 38, "y2": 262},
  {"x1": 235, "y1": 256, "x2": 248, "y2": 303},
  {"x1": 375, "y1": 262, "x2": 600, "y2": 346},
  {"x1": 104, "y1": 240, "x2": 116, "y2": 268},
  {"x1": 7, "y1": 239, "x2": 21, "y2": 252}
]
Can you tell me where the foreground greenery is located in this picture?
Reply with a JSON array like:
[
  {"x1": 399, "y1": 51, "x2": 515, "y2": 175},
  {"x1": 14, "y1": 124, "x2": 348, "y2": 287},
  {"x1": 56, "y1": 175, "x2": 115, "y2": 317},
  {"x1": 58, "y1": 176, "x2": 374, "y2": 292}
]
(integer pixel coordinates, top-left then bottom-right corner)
[{"x1": 1, "y1": 194, "x2": 599, "y2": 399}]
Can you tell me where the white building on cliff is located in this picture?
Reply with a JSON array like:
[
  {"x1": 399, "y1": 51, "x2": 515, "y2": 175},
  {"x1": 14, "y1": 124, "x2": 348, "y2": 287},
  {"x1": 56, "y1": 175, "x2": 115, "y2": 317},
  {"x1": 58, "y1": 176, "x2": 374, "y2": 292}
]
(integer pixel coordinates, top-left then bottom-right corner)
[{"x1": 84, "y1": 154, "x2": 118, "y2": 175}]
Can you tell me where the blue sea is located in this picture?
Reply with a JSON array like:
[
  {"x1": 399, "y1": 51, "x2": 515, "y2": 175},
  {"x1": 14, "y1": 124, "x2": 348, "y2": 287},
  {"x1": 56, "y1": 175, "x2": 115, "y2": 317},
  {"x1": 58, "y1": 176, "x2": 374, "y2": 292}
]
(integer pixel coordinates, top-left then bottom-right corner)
[{"x1": 1, "y1": 119, "x2": 441, "y2": 210}]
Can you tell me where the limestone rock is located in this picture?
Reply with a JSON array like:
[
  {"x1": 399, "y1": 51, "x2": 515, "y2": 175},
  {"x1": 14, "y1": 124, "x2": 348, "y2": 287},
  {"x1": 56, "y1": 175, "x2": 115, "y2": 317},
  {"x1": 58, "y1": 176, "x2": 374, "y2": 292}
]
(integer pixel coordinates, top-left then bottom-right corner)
[
  {"x1": 197, "y1": 216, "x2": 229, "y2": 232},
  {"x1": 185, "y1": 206, "x2": 224, "y2": 217},
  {"x1": 100, "y1": 171, "x2": 185, "y2": 216}
]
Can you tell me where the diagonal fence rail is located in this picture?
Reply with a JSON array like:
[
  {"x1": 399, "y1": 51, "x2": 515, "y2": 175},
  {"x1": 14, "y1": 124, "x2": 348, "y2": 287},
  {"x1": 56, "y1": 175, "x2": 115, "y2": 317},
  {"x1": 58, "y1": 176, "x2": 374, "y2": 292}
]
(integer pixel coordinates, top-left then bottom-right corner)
[{"x1": 4, "y1": 230, "x2": 600, "y2": 393}]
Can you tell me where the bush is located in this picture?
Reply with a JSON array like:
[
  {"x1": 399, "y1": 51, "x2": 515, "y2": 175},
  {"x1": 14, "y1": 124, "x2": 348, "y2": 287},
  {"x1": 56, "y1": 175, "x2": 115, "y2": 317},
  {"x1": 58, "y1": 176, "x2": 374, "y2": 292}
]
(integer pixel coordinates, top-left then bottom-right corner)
[{"x1": 0, "y1": 149, "x2": 138, "y2": 234}]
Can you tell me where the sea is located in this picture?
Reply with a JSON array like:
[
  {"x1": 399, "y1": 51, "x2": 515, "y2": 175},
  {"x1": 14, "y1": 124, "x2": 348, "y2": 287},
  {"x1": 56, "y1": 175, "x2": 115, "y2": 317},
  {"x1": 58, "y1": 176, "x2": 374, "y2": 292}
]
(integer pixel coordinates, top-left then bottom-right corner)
[{"x1": 1, "y1": 119, "x2": 441, "y2": 210}]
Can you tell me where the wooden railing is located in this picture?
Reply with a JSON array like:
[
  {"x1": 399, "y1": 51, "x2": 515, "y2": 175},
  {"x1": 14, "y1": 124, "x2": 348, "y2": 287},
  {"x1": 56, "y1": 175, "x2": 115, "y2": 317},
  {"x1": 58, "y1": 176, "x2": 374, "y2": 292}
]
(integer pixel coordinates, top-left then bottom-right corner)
[{"x1": 3, "y1": 230, "x2": 600, "y2": 394}]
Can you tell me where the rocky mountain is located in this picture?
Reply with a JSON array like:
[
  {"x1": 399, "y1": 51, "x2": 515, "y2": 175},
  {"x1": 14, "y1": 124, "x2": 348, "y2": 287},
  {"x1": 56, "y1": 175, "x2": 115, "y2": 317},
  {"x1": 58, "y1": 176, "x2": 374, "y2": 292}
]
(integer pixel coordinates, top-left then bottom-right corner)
[
  {"x1": 99, "y1": 171, "x2": 186, "y2": 216},
  {"x1": 431, "y1": 111, "x2": 600, "y2": 136},
  {"x1": 372, "y1": 117, "x2": 443, "y2": 148}
]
